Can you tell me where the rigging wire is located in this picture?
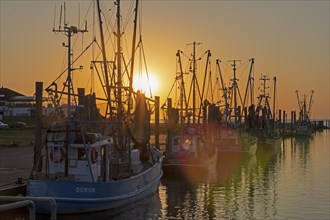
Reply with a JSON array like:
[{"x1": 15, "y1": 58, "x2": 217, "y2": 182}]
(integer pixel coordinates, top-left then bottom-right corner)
[
  {"x1": 100, "y1": 1, "x2": 115, "y2": 60},
  {"x1": 236, "y1": 59, "x2": 249, "y2": 79},
  {"x1": 140, "y1": 40, "x2": 152, "y2": 98},
  {"x1": 52, "y1": 40, "x2": 96, "y2": 85},
  {"x1": 122, "y1": 0, "x2": 135, "y2": 31},
  {"x1": 219, "y1": 61, "x2": 232, "y2": 82},
  {"x1": 53, "y1": 5, "x2": 56, "y2": 30}
]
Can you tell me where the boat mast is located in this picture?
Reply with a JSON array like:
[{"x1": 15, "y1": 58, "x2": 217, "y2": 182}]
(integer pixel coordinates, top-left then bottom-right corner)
[
  {"x1": 307, "y1": 90, "x2": 314, "y2": 121},
  {"x1": 258, "y1": 75, "x2": 271, "y2": 118},
  {"x1": 303, "y1": 94, "x2": 307, "y2": 121},
  {"x1": 295, "y1": 90, "x2": 302, "y2": 119},
  {"x1": 273, "y1": 77, "x2": 277, "y2": 120},
  {"x1": 216, "y1": 59, "x2": 229, "y2": 123},
  {"x1": 96, "y1": 0, "x2": 111, "y2": 116},
  {"x1": 66, "y1": 29, "x2": 72, "y2": 122},
  {"x1": 128, "y1": 0, "x2": 139, "y2": 113},
  {"x1": 116, "y1": 0, "x2": 123, "y2": 145},
  {"x1": 176, "y1": 50, "x2": 188, "y2": 124},
  {"x1": 297, "y1": 90, "x2": 314, "y2": 122},
  {"x1": 229, "y1": 60, "x2": 241, "y2": 126},
  {"x1": 249, "y1": 58, "x2": 255, "y2": 105},
  {"x1": 198, "y1": 50, "x2": 211, "y2": 124},
  {"x1": 188, "y1": 41, "x2": 201, "y2": 125},
  {"x1": 243, "y1": 58, "x2": 254, "y2": 109},
  {"x1": 53, "y1": 3, "x2": 87, "y2": 177}
]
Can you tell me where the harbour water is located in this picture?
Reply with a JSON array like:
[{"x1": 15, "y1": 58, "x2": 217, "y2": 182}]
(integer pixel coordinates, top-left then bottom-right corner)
[
  {"x1": 1, "y1": 130, "x2": 329, "y2": 219},
  {"x1": 33, "y1": 130, "x2": 329, "y2": 219}
]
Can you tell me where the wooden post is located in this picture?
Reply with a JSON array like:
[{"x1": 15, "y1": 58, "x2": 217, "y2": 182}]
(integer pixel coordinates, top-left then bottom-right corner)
[
  {"x1": 238, "y1": 106, "x2": 241, "y2": 124},
  {"x1": 77, "y1": 88, "x2": 85, "y2": 106},
  {"x1": 166, "y1": 98, "x2": 172, "y2": 152},
  {"x1": 155, "y1": 96, "x2": 160, "y2": 149},
  {"x1": 279, "y1": 109, "x2": 282, "y2": 125},
  {"x1": 167, "y1": 98, "x2": 172, "y2": 109},
  {"x1": 34, "y1": 82, "x2": 43, "y2": 168},
  {"x1": 291, "y1": 111, "x2": 294, "y2": 134},
  {"x1": 283, "y1": 110, "x2": 286, "y2": 132}
]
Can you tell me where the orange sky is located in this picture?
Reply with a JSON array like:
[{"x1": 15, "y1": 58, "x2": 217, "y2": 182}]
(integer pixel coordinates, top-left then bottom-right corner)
[{"x1": 0, "y1": 1, "x2": 329, "y2": 119}]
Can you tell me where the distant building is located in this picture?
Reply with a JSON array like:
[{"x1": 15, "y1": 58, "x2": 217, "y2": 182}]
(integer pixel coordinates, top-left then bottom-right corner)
[{"x1": 0, "y1": 86, "x2": 53, "y2": 117}]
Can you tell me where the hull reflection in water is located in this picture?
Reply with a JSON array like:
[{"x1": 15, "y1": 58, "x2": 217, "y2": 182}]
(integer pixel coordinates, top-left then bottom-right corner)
[
  {"x1": 158, "y1": 131, "x2": 329, "y2": 219},
  {"x1": 159, "y1": 150, "x2": 259, "y2": 219},
  {"x1": 32, "y1": 131, "x2": 329, "y2": 219},
  {"x1": 36, "y1": 193, "x2": 162, "y2": 220}
]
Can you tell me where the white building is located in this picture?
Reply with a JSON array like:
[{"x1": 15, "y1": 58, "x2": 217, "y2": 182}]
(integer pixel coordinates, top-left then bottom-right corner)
[{"x1": 0, "y1": 87, "x2": 53, "y2": 118}]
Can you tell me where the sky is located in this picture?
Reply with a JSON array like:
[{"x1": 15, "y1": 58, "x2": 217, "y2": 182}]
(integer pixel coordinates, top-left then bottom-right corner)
[{"x1": 0, "y1": 0, "x2": 329, "y2": 119}]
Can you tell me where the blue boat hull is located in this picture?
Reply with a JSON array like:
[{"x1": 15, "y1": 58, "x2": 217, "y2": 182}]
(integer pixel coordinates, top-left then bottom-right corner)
[{"x1": 27, "y1": 163, "x2": 162, "y2": 214}]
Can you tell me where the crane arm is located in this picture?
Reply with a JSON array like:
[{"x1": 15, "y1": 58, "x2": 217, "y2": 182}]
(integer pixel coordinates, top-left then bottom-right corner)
[{"x1": 307, "y1": 90, "x2": 314, "y2": 115}]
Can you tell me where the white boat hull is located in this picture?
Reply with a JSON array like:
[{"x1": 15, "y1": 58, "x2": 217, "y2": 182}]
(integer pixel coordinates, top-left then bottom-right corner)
[{"x1": 27, "y1": 162, "x2": 162, "y2": 214}]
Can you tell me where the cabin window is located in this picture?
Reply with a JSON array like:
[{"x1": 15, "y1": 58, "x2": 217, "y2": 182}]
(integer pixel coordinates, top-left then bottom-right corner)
[
  {"x1": 78, "y1": 148, "x2": 87, "y2": 160},
  {"x1": 173, "y1": 138, "x2": 180, "y2": 145},
  {"x1": 69, "y1": 158, "x2": 77, "y2": 167}
]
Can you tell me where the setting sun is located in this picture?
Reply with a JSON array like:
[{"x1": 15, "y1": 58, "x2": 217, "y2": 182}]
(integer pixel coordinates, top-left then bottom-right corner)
[{"x1": 133, "y1": 72, "x2": 159, "y2": 97}]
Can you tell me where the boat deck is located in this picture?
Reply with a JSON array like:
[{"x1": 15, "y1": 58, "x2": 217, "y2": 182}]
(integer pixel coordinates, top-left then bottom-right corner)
[{"x1": 0, "y1": 146, "x2": 32, "y2": 195}]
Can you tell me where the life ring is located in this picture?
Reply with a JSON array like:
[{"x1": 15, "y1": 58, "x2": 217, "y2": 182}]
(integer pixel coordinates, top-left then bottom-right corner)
[
  {"x1": 91, "y1": 148, "x2": 98, "y2": 164},
  {"x1": 50, "y1": 147, "x2": 65, "y2": 164},
  {"x1": 180, "y1": 138, "x2": 192, "y2": 151}
]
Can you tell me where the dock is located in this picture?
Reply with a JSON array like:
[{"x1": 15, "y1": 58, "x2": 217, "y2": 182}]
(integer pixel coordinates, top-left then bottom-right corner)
[{"x1": 0, "y1": 146, "x2": 32, "y2": 196}]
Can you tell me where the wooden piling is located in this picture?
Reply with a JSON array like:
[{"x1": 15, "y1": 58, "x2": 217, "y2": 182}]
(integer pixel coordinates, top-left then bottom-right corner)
[
  {"x1": 34, "y1": 82, "x2": 43, "y2": 166},
  {"x1": 291, "y1": 111, "x2": 294, "y2": 132},
  {"x1": 167, "y1": 98, "x2": 172, "y2": 109},
  {"x1": 77, "y1": 88, "x2": 85, "y2": 106},
  {"x1": 155, "y1": 96, "x2": 160, "y2": 149}
]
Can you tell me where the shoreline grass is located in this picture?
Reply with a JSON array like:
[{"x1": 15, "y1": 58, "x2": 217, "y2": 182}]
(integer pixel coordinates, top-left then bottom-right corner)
[
  {"x1": 0, "y1": 116, "x2": 168, "y2": 147},
  {"x1": 0, "y1": 129, "x2": 35, "y2": 147}
]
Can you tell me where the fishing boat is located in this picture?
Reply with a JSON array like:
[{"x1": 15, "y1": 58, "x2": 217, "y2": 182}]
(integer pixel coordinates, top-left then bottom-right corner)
[
  {"x1": 161, "y1": 43, "x2": 217, "y2": 181},
  {"x1": 163, "y1": 125, "x2": 217, "y2": 181},
  {"x1": 26, "y1": 0, "x2": 163, "y2": 214},
  {"x1": 254, "y1": 75, "x2": 281, "y2": 147},
  {"x1": 214, "y1": 124, "x2": 257, "y2": 155},
  {"x1": 295, "y1": 90, "x2": 314, "y2": 137},
  {"x1": 214, "y1": 59, "x2": 257, "y2": 155}
]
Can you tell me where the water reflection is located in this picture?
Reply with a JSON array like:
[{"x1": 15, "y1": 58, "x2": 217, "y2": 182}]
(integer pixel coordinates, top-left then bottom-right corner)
[
  {"x1": 31, "y1": 132, "x2": 329, "y2": 219},
  {"x1": 160, "y1": 132, "x2": 329, "y2": 219},
  {"x1": 211, "y1": 151, "x2": 272, "y2": 219},
  {"x1": 159, "y1": 152, "x2": 261, "y2": 219},
  {"x1": 159, "y1": 178, "x2": 216, "y2": 219},
  {"x1": 37, "y1": 193, "x2": 161, "y2": 220}
]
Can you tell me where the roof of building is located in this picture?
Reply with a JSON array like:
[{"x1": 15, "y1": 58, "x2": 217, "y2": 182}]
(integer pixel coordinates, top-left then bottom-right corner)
[{"x1": 0, "y1": 87, "x2": 25, "y2": 100}]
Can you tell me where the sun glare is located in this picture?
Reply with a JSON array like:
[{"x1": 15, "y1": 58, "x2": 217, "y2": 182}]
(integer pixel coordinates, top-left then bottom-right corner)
[{"x1": 133, "y1": 72, "x2": 158, "y2": 97}]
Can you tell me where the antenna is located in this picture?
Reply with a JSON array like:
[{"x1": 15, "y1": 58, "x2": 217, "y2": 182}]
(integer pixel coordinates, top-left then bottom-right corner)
[
  {"x1": 187, "y1": 41, "x2": 202, "y2": 124},
  {"x1": 59, "y1": 4, "x2": 62, "y2": 30},
  {"x1": 64, "y1": 2, "x2": 67, "y2": 27},
  {"x1": 78, "y1": 3, "x2": 80, "y2": 28},
  {"x1": 53, "y1": 5, "x2": 56, "y2": 31},
  {"x1": 228, "y1": 59, "x2": 241, "y2": 125},
  {"x1": 52, "y1": 3, "x2": 88, "y2": 177},
  {"x1": 54, "y1": 3, "x2": 88, "y2": 33}
]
